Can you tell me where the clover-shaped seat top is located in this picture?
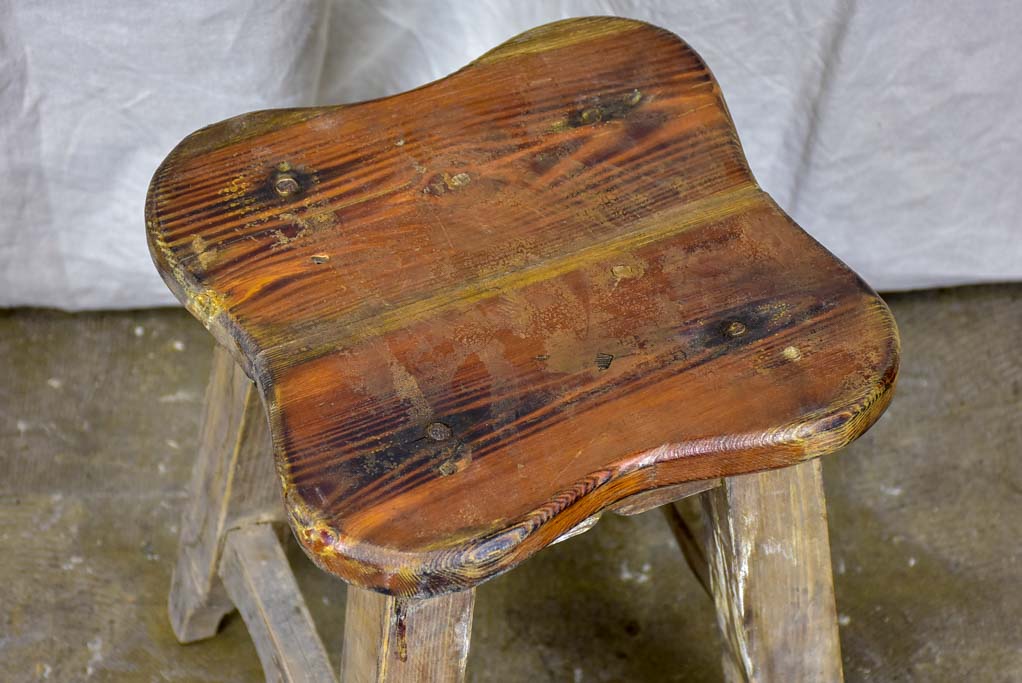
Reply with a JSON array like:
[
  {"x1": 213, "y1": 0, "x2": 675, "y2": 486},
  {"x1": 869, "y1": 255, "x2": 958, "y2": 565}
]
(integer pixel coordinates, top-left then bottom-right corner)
[{"x1": 147, "y1": 17, "x2": 898, "y2": 597}]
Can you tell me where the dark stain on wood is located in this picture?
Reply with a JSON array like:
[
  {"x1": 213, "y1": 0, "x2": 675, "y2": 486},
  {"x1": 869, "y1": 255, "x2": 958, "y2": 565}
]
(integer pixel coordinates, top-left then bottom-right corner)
[
  {"x1": 145, "y1": 17, "x2": 899, "y2": 597},
  {"x1": 565, "y1": 88, "x2": 645, "y2": 128}
]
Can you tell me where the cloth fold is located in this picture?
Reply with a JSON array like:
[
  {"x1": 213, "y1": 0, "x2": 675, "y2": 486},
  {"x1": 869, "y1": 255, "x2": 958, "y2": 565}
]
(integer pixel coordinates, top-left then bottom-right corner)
[{"x1": 2, "y1": 0, "x2": 1018, "y2": 309}]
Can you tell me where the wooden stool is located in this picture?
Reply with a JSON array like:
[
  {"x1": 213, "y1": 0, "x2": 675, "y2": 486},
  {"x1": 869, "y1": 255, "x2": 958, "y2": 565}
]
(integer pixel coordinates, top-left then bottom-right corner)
[{"x1": 146, "y1": 17, "x2": 899, "y2": 682}]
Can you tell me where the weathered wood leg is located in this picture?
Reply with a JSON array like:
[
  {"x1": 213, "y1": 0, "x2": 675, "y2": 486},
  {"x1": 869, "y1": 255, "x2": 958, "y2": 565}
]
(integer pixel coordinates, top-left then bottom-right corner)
[
  {"x1": 340, "y1": 586, "x2": 475, "y2": 683},
  {"x1": 219, "y1": 524, "x2": 337, "y2": 682},
  {"x1": 662, "y1": 496, "x2": 712, "y2": 595},
  {"x1": 168, "y1": 345, "x2": 282, "y2": 642},
  {"x1": 700, "y1": 459, "x2": 843, "y2": 683}
]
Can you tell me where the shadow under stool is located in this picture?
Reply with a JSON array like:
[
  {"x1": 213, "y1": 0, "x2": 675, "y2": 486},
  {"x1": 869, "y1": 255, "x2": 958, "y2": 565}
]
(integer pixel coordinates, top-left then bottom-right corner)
[{"x1": 145, "y1": 17, "x2": 900, "y2": 683}]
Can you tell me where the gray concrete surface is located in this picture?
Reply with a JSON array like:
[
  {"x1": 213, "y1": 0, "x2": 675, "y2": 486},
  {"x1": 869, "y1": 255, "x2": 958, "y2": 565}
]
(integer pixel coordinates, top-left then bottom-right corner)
[{"x1": 0, "y1": 284, "x2": 1019, "y2": 682}]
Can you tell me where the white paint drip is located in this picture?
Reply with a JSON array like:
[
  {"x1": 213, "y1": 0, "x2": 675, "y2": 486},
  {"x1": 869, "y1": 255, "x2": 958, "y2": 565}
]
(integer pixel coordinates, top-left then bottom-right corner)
[
  {"x1": 760, "y1": 539, "x2": 795, "y2": 561},
  {"x1": 85, "y1": 636, "x2": 103, "y2": 677},
  {"x1": 619, "y1": 561, "x2": 652, "y2": 584},
  {"x1": 158, "y1": 390, "x2": 197, "y2": 403},
  {"x1": 39, "y1": 494, "x2": 64, "y2": 532},
  {"x1": 61, "y1": 556, "x2": 84, "y2": 571}
]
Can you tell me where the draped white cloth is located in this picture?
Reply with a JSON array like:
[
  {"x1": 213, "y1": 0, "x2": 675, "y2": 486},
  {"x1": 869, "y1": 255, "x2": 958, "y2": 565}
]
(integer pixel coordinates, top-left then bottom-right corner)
[{"x1": 2, "y1": 0, "x2": 1019, "y2": 309}]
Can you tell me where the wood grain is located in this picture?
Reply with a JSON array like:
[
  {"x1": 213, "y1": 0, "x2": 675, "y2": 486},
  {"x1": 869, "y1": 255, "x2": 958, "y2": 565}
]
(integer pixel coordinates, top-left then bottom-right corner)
[
  {"x1": 701, "y1": 460, "x2": 844, "y2": 682},
  {"x1": 610, "y1": 479, "x2": 720, "y2": 516},
  {"x1": 168, "y1": 344, "x2": 282, "y2": 642},
  {"x1": 146, "y1": 17, "x2": 899, "y2": 596},
  {"x1": 220, "y1": 524, "x2": 337, "y2": 682},
  {"x1": 340, "y1": 587, "x2": 474, "y2": 683}
]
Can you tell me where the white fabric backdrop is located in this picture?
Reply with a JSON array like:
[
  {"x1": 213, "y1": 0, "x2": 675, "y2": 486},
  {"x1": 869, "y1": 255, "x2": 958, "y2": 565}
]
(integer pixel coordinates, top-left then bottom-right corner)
[{"x1": 2, "y1": 0, "x2": 1020, "y2": 310}]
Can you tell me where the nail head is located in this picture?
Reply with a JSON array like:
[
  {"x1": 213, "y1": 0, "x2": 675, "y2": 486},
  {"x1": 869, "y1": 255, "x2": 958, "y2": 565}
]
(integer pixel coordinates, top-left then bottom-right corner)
[
  {"x1": 274, "y1": 174, "x2": 300, "y2": 197},
  {"x1": 724, "y1": 321, "x2": 747, "y2": 337},
  {"x1": 426, "y1": 422, "x2": 452, "y2": 441}
]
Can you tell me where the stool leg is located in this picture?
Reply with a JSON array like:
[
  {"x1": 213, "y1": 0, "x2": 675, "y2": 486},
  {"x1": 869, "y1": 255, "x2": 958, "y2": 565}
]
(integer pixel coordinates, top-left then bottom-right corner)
[
  {"x1": 168, "y1": 345, "x2": 282, "y2": 642},
  {"x1": 219, "y1": 524, "x2": 337, "y2": 682},
  {"x1": 340, "y1": 586, "x2": 475, "y2": 683},
  {"x1": 662, "y1": 498, "x2": 712, "y2": 595},
  {"x1": 700, "y1": 459, "x2": 843, "y2": 682}
]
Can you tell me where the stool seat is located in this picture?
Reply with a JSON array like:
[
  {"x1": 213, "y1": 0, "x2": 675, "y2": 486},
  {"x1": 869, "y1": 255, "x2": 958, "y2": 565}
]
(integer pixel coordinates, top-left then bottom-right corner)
[{"x1": 146, "y1": 17, "x2": 898, "y2": 597}]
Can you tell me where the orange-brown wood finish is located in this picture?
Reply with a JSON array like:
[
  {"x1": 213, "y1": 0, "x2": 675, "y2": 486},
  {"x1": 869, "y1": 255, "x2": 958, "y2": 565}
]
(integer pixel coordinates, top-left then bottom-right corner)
[{"x1": 146, "y1": 17, "x2": 899, "y2": 597}]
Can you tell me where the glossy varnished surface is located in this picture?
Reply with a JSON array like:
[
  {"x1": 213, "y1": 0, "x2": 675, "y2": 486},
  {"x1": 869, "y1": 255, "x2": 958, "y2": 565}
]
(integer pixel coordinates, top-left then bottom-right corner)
[{"x1": 146, "y1": 17, "x2": 899, "y2": 596}]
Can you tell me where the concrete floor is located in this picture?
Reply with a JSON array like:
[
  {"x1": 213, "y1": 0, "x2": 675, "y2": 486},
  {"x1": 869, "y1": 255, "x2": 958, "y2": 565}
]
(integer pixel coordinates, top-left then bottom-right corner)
[{"x1": 0, "y1": 284, "x2": 1019, "y2": 682}]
